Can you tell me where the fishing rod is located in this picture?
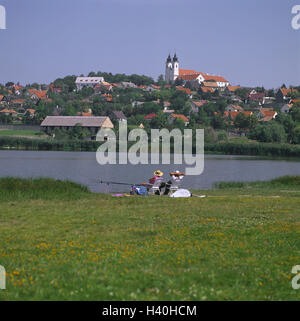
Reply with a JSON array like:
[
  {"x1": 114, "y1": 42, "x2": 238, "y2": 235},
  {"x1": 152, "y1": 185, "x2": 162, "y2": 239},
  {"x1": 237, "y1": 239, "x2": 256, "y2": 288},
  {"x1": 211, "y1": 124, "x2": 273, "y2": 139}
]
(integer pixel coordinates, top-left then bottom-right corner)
[{"x1": 100, "y1": 180, "x2": 137, "y2": 186}]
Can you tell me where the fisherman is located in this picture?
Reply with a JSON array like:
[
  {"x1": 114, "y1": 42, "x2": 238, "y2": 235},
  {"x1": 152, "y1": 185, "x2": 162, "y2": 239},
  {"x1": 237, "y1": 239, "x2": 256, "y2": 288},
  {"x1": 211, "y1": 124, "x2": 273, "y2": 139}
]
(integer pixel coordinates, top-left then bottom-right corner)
[
  {"x1": 149, "y1": 170, "x2": 165, "y2": 195},
  {"x1": 164, "y1": 170, "x2": 185, "y2": 195}
]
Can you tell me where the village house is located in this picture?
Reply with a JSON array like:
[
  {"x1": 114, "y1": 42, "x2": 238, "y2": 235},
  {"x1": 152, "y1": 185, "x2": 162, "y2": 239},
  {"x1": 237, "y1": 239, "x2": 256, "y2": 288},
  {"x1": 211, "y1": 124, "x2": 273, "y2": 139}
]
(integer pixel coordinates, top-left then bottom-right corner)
[
  {"x1": 110, "y1": 110, "x2": 127, "y2": 123},
  {"x1": 168, "y1": 113, "x2": 189, "y2": 126},
  {"x1": 202, "y1": 81, "x2": 219, "y2": 89},
  {"x1": 11, "y1": 99, "x2": 25, "y2": 108},
  {"x1": 225, "y1": 86, "x2": 241, "y2": 95},
  {"x1": 0, "y1": 108, "x2": 18, "y2": 117},
  {"x1": 0, "y1": 95, "x2": 8, "y2": 106},
  {"x1": 40, "y1": 116, "x2": 114, "y2": 137},
  {"x1": 26, "y1": 89, "x2": 48, "y2": 100},
  {"x1": 200, "y1": 87, "x2": 215, "y2": 94},
  {"x1": 24, "y1": 109, "x2": 36, "y2": 118},
  {"x1": 144, "y1": 85, "x2": 158, "y2": 92},
  {"x1": 9, "y1": 84, "x2": 24, "y2": 96},
  {"x1": 190, "y1": 100, "x2": 206, "y2": 113},
  {"x1": 281, "y1": 104, "x2": 293, "y2": 114},
  {"x1": 49, "y1": 83, "x2": 62, "y2": 94},
  {"x1": 246, "y1": 90, "x2": 265, "y2": 105},
  {"x1": 132, "y1": 101, "x2": 144, "y2": 107},
  {"x1": 225, "y1": 105, "x2": 244, "y2": 112},
  {"x1": 257, "y1": 108, "x2": 277, "y2": 122},
  {"x1": 75, "y1": 77, "x2": 104, "y2": 90},
  {"x1": 276, "y1": 88, "x2": 299, "y2": 103},
  {"x1": 176, "y1": 86, "x2": 193, "y2": 98},
  {"x1": 117, "y1": 82, "x2": 137, "y2": 89},
  {"x1": 223, "y1": 111, "x2": 253, "y2": 120}
]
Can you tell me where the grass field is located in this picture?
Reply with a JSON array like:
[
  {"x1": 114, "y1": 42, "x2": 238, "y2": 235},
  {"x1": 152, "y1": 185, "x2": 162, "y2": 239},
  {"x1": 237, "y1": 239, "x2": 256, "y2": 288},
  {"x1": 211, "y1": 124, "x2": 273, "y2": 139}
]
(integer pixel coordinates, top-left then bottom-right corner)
[
  {"x1": 0, "y1": 129, "x2": 40, "y2": 136},
  {"x1": 0, "y1": 177, "x2": 299, "y2": 300},
  {"x1": 0, "y1": 129, "x2": 46, "y2": 139}
]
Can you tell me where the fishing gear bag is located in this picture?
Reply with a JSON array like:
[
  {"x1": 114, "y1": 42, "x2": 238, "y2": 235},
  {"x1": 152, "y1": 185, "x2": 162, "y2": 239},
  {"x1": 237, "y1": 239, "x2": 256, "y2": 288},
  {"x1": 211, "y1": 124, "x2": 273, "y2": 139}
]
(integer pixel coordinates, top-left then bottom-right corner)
[{"x1": 131, "y1": 185, "x2": 148, "y2": 196}]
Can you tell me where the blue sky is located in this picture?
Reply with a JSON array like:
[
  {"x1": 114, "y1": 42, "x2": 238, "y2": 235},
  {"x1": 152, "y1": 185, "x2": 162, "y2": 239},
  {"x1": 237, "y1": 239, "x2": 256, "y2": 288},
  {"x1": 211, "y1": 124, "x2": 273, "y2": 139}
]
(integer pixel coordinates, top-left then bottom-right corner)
[{"x1": 0, "y1": 0, "x2": 299, "y2": 88}]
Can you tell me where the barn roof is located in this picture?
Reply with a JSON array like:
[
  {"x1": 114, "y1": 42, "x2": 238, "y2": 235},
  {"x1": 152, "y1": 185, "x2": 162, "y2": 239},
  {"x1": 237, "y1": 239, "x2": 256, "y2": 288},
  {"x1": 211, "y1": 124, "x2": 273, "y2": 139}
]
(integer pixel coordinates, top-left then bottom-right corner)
[{"x1": 41, "y1": 116, "x2": 109, "y2": 127}]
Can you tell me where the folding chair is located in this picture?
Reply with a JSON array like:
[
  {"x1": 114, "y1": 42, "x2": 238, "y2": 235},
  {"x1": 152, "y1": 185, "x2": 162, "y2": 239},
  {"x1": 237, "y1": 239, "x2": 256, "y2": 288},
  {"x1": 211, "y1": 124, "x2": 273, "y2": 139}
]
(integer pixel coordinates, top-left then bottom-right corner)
[
  {"x1": 169, "y1": 177, "x2": 181, "y2": 193},
  {"x1": 149, "y1": 178, "x2": 163, "y2": 195}
]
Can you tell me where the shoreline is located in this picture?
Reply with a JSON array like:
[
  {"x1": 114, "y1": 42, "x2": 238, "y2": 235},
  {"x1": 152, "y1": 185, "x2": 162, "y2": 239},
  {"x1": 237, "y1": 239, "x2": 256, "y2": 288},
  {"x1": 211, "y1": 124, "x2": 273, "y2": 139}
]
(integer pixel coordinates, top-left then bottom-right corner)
[{"x1": 1, "y1": 136, "x2": 300, "y2": 158}]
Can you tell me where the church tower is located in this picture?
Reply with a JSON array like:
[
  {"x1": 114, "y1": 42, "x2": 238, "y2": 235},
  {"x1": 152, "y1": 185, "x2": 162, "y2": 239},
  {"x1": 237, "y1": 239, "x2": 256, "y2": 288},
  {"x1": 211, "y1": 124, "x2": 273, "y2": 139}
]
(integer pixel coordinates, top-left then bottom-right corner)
[
  {"x1": 165, "y1": 54, "x2": 173, "y2": 83},
  {"x1": 165, "y1": 53, "x2": 179, "y2": 83},
  {"x1": 172, "y1": 53, "x2": 179, "y2": 81}
]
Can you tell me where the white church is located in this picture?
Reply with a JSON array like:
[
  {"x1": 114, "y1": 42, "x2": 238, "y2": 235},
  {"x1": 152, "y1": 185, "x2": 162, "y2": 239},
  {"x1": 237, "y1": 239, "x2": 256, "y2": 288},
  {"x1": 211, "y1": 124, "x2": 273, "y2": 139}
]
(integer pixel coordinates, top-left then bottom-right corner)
[{"x1": 165, "y1": 54, "x2": 229, "y2": 88}]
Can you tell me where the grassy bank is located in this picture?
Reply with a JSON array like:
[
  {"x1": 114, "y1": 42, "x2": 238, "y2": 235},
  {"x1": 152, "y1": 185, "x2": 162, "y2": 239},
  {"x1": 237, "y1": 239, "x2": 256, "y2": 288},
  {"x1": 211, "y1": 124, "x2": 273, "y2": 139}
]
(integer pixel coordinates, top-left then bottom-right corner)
[
  {"x1": 0, "y1": 177, "x2": 299, "y2": 300},
  {"x1": 0, "y1": 130, "x2": 43, "y2": 137}
]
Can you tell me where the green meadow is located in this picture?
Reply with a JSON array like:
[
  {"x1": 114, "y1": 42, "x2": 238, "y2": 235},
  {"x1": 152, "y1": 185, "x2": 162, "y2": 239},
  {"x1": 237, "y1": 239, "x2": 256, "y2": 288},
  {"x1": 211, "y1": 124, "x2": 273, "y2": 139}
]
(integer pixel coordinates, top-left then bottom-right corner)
[{"x1": 0, "y1": 177, "x2": 299, "y2": 301}]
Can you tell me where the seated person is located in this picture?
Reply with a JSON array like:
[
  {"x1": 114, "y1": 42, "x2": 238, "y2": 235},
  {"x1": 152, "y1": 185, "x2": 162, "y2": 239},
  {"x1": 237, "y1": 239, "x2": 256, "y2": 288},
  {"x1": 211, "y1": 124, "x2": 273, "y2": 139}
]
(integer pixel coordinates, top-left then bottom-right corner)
[
  {"x1": 149, "y1": 170, "x2": 165, "y2": 195},
  {"x1": 164, "y1": 170, "x2": 185, "y2": 195}
]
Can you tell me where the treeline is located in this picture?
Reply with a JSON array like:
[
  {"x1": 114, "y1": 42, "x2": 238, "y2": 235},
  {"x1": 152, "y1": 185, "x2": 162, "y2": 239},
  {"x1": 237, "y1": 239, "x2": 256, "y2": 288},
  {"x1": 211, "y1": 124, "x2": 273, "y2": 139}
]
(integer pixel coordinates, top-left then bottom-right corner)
[
  {"x1": 204, "y1": 142, "x2": 300, "y2": 157},
  {"x1": 0, "y1": 136, "x2": 100, "y2": 152}
]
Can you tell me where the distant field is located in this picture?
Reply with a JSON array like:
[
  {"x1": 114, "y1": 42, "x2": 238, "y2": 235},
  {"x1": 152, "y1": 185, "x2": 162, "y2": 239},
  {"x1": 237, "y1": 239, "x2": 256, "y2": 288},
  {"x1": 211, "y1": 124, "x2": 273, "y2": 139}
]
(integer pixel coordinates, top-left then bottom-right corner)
[
  {"x1": 0, "y1": 129, "x2": 43, "y2": 137},
  {"x1": 0, "y1": 177, "x2": 299, "y2": 300}
]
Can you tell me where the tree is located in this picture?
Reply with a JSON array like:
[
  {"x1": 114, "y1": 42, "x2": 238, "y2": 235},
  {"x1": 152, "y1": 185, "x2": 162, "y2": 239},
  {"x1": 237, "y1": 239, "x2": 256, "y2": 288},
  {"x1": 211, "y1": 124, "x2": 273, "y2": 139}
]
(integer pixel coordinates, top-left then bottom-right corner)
[
  {"x1": 211, "y1": 114, "x2": 225, "y2": 129},
  {"x1": 292, "y1": 126, "x2": 300, "y2": 144},
  {"x1": 235, "y1": 88, "x2": 248, "y2": 100},
  {"x1": 290, "y1": 103, "x2": 300, "y2": 122},
  {"x1": 249, "y1": 123, "x2": 287, "y2": 143},
  {"x1": 234, "y1": 113, "x2": 250, "y2": 130},
  {"x1": 157, "y1": 75, "x2": 166, "y2": 86}
]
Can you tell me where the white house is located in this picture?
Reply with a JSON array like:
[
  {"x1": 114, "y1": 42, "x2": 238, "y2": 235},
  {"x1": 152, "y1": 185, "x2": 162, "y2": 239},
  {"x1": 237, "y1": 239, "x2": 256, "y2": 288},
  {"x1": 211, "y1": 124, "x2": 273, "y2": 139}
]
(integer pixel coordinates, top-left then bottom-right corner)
[
  {"x1": 75, "y1": 77, "x2": 104, "y2": 90},
  {"x1": 281, "y1": 104, "x2": 293, "y2": 114}
]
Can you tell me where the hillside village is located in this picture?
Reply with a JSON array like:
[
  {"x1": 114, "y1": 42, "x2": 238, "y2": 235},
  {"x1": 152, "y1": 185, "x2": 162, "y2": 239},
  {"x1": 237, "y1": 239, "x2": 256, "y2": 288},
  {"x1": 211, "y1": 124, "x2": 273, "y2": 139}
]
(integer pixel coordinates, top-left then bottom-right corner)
[{"x1": 1, "y1": 54, "x2": 300, "y2": 144}]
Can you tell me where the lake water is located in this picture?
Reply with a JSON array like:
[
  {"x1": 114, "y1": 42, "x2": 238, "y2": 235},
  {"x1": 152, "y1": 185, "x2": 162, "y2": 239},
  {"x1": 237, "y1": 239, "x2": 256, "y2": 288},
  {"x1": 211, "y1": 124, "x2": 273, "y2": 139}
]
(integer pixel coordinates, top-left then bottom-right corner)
[{"x1": 1, "y1": 150, "x2": 300, "y2": 192}]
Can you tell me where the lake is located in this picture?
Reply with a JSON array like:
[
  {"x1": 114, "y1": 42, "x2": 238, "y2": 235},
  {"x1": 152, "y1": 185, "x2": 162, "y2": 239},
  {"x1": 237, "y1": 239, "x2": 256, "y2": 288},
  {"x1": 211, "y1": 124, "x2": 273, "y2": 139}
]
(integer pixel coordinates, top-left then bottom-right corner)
[{"x1": 1, "y1": 150, "x2": 300, "y2": 192}]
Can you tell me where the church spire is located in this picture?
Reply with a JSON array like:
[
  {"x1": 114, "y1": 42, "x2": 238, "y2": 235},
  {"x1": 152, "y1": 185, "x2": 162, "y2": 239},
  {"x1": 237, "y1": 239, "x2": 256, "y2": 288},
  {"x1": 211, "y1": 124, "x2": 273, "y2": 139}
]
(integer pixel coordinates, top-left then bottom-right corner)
[
  {"x1": 166, "y1": 54, "x2": 172, "y2": 63},
  {"x1": 173, "y1": 53, "x2": 178, "y2": 62}
]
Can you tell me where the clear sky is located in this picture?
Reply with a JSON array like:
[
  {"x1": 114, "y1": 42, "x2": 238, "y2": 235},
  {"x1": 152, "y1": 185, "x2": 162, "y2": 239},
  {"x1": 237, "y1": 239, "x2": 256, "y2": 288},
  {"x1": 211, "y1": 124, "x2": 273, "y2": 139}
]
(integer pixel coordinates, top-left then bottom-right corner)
[{"x1": 0, "y1": 0, "x2": 299, "y2": 88}]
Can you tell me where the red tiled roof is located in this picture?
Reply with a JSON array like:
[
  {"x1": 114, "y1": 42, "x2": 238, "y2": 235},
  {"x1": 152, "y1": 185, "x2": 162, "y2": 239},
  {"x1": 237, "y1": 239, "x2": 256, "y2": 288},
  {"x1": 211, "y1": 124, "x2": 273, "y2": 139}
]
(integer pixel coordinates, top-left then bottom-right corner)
[
  {"x1": 227, "y1": 86, "x2": 241, "y2": 92},
  {"x1": 26, "y1": 109, "x2": 36, "y2": 115},
  {"x1": 170, "y1": 113, "x2": 189, "y2": 122},
  {"x1": 77, "y1": 112, "x2": 92, "y2": 116},
  {"x1": 151, "y1": 85, "x2": 161, "y2": 89},
  {"x1": 202, "y1": 74, "x2": 228, "y2": 83},
  {"x1": 201, "y1": 87, "x2": 215, "y2": 93},
  {"x1": 191, "y1": 101, "x2": 206, "y2": 107},
  {"x1": 291, "y1": 99, "x2": 300, "y2": 104},
  {"x1": 144, "y1": 113, "x2": 157, "y2": 120},
  {"x1": 0, "y1": 108, "x2": 18, "y2": 114},
  {"x1": 176, "y1": 87, "x2": 192, "y2": 95},
  {"x1": 224, "y1": 111, "x2": 253, "y2": 119},
  {"x1": 179, "y1": 69, "x2": 198, "y2": 76},
  {"x1": 280, "y1": 88, "x2": 298, "y2": 96},
  {"x1": 28, "y1": 89, "x2": 48, "y2": 99},
  {"x1": 179, "y1": 73, "x2": 202, "y2": 81},
  {"x1": 260, "y1": 110, "x2": 276, "y2": 117},
  {"x1": 12, "y1": 84, "x2": 23, "y2": 91},
  {"x1": 11, "y1": 99, "x2": 25, "y2": 104}
]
